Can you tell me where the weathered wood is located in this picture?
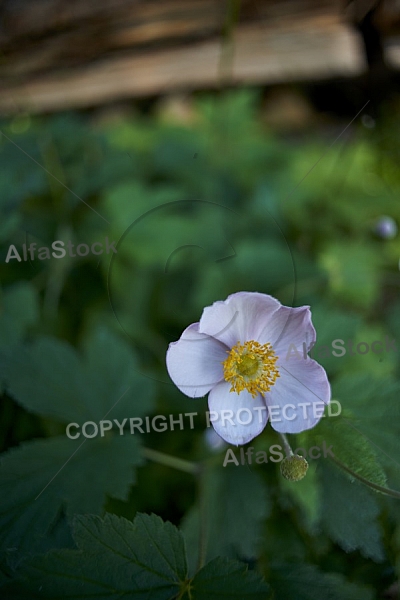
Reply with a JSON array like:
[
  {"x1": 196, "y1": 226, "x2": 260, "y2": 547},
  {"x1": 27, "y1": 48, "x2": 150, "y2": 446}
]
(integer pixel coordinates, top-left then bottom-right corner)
[
  {"x1": 0, "y1": 0, "x2": 398, "y2": 113},
  {"x1": 0, "y1": 16, "x2": 366, "y2": 113}
]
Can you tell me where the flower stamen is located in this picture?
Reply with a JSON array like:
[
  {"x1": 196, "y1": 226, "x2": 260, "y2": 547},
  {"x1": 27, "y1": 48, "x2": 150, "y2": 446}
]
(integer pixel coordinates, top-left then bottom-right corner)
[{"x1": 222, "y1": 340, "x2": 280, "y2": 397}]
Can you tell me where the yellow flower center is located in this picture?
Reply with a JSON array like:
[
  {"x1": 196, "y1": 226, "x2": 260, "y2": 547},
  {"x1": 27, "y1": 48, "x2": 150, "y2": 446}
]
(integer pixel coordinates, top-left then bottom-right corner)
[{"x1": 222, "y1": 340, "x2": 280, "y2": 398}]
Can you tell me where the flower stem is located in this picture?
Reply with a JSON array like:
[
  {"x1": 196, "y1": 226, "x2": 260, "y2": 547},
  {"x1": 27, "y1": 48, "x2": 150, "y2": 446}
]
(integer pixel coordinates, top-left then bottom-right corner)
[
  {"x1": 332, "y1": 456, "x2": 400, "y2": 499},
  {"x1": 279, "y1": 433, "x2": 294, "y2": 458},
  {"x1": 197, "y1": 467, "x2": 208, "y2": 571},
  {"x1": 142, "y1": 447, "x2": 208, "y2": 569},
  {"x1": 141, "y1": 447, "x2": 199, "y2": 475}
]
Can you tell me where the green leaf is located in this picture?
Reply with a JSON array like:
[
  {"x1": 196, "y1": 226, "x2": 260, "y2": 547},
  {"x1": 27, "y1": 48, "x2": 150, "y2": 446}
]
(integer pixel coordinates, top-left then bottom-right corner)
[
  {"x1": 0, "y1": 434, "x2": 142, "y2": 553},
  {"x1": 189, "y1": 557, "x2": 270, "y2": 600},
  {"x1": 20, "y1": 514, "x2": 185, "y2": 599},
  {"x1": 319, "y1": 462, "x2": 384, "y2": 561},
  {"x1": 102, "y1": 181, "x2": 185, "y2": 233},
  {"x1": 181, "y1": 466, "x2": 271, "y2": 572},
  {"x1": 17, "y1": 512, "x2": 269, "y2": 599},
  {"x1": 75, "y1": 513, "x2": 187, "y2": 576},
  {"x1": 2, "y1": 326, "x2": 155, "y2": 423},
  {"x1": 319, "y1": 242, "x2": 382, "y2": 309},
  {"x1": 0, "y1": 212, "x2": 20, "y2": 243},
  {"x1": 330, "y1": 374, "x2": 400, "y2": 485},
  {"x1": 269, "y1": 562, "x2": 374, "y2": 600},
  {"x1": 0, "y1": 282, "x2": 39, "y2": 350},
  {"x1": 312, "y1": 413, "x2": 387, "y2": 489}
]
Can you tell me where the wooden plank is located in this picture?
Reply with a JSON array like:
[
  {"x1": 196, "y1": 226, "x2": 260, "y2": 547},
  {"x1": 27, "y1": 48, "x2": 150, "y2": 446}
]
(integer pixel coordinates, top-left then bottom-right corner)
[
  {"x1": 0, "y1": 0, "x2": 339, "y2": 45},
  {"x1": 0, "y1": 0, "x2": 227, "y2": 88},
  {"x1": 0, "y1": 14, "x2": 366, "y2": 114},
  {"x1": 0, "y1": 0, "x2": 225, "y2": 50}
]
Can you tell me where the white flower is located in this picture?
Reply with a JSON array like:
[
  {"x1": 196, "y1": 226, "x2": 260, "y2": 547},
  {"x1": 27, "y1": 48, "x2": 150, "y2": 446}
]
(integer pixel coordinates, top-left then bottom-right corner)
[{"x1": 166, "y1": 292, "x2": 331, "y2": 445}]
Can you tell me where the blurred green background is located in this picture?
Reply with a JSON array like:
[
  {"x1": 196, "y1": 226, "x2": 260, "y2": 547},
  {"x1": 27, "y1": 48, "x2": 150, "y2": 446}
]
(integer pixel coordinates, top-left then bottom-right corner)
[{"x1": 1, "y1": 89, "x2": 400, "y2": 598}]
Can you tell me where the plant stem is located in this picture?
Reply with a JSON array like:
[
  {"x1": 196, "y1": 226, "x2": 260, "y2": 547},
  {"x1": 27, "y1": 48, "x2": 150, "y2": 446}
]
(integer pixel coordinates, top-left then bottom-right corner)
[
  {"x1": 218, "y1": 0, "x2": 241, "y2": 84},
  {"x1": 279, "y1": 433, "x2": 294, "y2": 458},
  {"x1": 196, "y1": 467, "x2": 208, "y2": 571},
  {"x1": 141, "y1": 447, "x2": 199, "y2": 475},
  {"x1": 141, "y1": 447, "x2": 211, "y2": 571},
  {"x1": 331, "y1": 456, "x2": 400, "y2": 499}
]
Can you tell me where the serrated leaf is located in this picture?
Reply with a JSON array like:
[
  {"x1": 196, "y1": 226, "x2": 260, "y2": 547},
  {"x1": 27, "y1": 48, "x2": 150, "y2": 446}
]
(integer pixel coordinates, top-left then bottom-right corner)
[
  {"x1": 330, "y1": 374, "x2": 400, "y2": 483},
  {"x1": 189, "y1": 557, "x2": 270, "y2": 599},
  {"x1": 2, "y1": 326, "x2": 155, "y2": 423},
  {"x1": 17, "y1": 512, "x2": 269, "y2": 600},
  {"x1": 320, "y1": 462, "x2": 384, "y2": 561},
  {"x1": 20, "y1": 515, "x2": 185, "y2": 599},
  {"x1": 0, "y1": 435, "x2": 142, "y2": 553},
  {"x1": 312, "y1": 413, "x2": 387, "y2": 489},
  {"x1": 72, "y1": 513, "x2": 188, "y2": 593}
]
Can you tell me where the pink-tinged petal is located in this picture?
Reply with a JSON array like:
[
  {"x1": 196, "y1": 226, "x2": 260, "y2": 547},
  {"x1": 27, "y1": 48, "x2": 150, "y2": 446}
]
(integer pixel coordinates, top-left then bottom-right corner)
[
  {"x1": 198, "y1": 292, "x2": 281, "y2": 348},
  {"x1": 208, "y1": 381, "x2": 269, "y2": 445},
  {"x1": 265, "y1": 357, "x2": 331, "y2": 434},
  {"x1": 257, "y1": 305, "x2": 316, "y2": 357},
  {"x1": 166, "y1": 323, "x2": 228, "y2": 398}
]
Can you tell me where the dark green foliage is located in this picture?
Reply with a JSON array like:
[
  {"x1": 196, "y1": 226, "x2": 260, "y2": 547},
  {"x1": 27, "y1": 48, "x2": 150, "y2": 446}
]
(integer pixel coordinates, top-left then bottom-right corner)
[
  {"x1": 1, "y1": 90, "x2": 400, "y2": 597},
  {"x1": 10, "y1": 513, "x2": 269, "y2": 599}
]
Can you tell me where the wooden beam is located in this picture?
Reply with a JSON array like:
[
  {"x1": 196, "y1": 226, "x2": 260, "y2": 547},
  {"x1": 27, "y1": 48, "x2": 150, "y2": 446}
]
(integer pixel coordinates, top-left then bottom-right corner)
[{"x1": 0, "y1": 14, "x2": 366, "y2": 114}]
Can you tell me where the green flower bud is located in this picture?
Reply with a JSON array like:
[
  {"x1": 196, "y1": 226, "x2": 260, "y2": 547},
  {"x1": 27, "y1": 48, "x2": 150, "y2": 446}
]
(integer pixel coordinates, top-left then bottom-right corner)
[{"x1": 280, "y1": 454, "x2": 308, "y2": 481}]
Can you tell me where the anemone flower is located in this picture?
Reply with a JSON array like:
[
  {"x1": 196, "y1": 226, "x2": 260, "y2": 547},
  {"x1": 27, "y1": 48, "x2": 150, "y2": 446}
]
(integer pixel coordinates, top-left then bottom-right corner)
[{"x1": 166, "y1": 292, "x2": 331, "y2": 445}]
